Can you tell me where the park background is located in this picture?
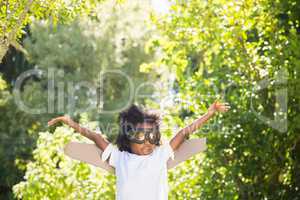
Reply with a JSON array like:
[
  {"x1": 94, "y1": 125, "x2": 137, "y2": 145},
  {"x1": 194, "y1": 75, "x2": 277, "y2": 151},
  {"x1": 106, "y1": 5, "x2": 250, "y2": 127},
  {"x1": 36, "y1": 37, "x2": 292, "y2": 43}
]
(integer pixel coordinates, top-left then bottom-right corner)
[{"x1": 0, "y1": 0, "x2": 299, "y2": 199}]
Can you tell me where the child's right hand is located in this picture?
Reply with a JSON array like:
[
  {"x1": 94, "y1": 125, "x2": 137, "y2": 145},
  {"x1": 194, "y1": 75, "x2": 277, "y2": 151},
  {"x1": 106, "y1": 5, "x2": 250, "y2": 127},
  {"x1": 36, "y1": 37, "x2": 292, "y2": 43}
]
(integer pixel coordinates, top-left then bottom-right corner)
[{"x1": 47, "y1": 115, "x2": 72, "y2": 127}]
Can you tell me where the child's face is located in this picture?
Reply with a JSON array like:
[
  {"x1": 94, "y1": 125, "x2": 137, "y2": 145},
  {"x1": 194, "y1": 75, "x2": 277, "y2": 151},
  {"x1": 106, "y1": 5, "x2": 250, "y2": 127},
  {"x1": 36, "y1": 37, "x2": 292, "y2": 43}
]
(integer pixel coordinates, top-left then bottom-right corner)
[{"x1": 130, "y1": 122, "x2": 157, "y2": 155}]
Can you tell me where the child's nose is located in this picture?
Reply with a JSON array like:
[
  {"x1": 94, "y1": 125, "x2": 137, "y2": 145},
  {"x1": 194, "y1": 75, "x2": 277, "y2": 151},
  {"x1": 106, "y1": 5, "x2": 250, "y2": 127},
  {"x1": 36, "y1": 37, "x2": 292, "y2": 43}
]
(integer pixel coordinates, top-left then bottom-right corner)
[{"x1": 144, "y1": 140, "x2": 152, "y2": 145}]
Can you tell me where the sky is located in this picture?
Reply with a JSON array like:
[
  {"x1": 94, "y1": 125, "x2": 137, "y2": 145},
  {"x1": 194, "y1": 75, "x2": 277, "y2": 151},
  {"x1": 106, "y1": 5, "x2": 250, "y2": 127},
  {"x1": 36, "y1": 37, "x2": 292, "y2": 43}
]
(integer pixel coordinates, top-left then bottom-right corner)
[{"x1": 151, "y1": 0, "x2": 171, "y2": 14}]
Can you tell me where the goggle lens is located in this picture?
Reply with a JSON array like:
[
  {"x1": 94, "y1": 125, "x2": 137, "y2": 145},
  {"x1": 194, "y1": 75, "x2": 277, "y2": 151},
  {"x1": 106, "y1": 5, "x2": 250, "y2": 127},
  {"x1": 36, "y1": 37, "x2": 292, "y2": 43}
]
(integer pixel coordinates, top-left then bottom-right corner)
[{"x1": 126, "y1": 128, "x2": 159, "y2": 144}]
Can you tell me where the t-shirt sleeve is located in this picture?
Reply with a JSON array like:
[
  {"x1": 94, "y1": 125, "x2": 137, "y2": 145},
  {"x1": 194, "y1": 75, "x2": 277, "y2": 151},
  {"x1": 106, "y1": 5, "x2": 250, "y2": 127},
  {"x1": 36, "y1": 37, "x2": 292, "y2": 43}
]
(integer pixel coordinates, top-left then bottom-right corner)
[
  {"x1": 159, "y1": 141, "x2": 175, "y2": 162},
  {"x1": 101, "y1": 143, "x2": 121, "y2": 168}
]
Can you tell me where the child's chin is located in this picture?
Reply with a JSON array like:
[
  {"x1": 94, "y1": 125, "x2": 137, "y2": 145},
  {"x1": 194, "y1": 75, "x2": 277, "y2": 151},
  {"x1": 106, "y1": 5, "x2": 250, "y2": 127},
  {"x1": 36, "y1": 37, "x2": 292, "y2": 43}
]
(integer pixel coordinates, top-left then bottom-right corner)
[{"x1": 142, "y1": 148, "x2": 153, "y2": 155}]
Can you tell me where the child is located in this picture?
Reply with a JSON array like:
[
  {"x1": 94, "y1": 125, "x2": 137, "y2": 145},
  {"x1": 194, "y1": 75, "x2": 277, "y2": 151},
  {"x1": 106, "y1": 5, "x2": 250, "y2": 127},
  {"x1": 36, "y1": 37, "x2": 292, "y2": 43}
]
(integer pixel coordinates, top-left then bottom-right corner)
[{"x1": 48, "y1": 100, "x2": 230, "y2": 200}]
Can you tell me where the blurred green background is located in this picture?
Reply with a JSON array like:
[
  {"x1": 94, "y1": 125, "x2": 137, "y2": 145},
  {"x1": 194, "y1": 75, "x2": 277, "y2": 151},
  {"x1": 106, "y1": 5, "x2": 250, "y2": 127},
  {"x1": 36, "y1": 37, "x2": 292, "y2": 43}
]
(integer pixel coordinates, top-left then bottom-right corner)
[{"x1": 0, "y1": 0, "x2": 299, "y2": 199}]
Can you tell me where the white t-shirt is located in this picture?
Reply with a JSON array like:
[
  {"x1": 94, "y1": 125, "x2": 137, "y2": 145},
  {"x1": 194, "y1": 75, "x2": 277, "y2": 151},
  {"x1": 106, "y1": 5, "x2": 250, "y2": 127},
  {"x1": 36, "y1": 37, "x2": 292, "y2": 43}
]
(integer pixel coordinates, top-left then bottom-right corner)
[{"x1": 101, "y1": 142, "x2": 175, "y2": 200}]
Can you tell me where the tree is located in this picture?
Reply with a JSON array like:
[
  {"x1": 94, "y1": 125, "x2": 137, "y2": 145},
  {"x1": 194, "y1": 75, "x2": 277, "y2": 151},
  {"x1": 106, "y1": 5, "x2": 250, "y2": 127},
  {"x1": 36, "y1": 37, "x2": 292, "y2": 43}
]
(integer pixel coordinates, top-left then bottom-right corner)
[
  {"x1": 143, "y1": 0, "x2": 300, "y2": 199},
  {"x1": 0, "y1": 0, "x2": 96, "y2": 62},
  {"x1": 10, "y1": 0, "x2": 160, "y2": 199},
  {"x1": 21, "y1": 0, "x2": 157, "y2": 135},
  {"x1": 1, "y1": 0, "x2": 159, "y2": 199},
  {"x1": 13, "y1": 124, "x2": 116, "y2": 200}
]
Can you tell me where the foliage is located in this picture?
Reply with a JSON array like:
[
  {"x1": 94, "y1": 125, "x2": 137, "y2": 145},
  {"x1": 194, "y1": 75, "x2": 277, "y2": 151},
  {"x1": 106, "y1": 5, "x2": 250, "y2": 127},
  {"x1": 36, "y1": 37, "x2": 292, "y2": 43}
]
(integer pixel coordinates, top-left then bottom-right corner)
[
  {"x1": 143, "y1": 0, "x2": 300, "y2": 199},
  {"x1": 2, "y1": 0, "x2": 157, "y2": 199},
  {"x1": 0, "y1": 72, "x2": 48, "y2": 199},
  {"x1": 22, "y1": 0, "x2": 157, "y2": 136},
  {"x1": 0, "y1": 0, "x2": 97, "y2": 62},
  {"x1": 13, "y1": 125, "x2": 116, "y2": 200},
  {"x1": 7, "y1": 0, "x2": 300, "y2": 199}
]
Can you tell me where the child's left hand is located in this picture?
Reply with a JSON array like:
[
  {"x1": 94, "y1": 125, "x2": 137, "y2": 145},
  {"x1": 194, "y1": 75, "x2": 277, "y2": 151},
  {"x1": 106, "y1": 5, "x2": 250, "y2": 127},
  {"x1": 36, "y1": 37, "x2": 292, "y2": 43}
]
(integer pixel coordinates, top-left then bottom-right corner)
[{"x1": 208, "y1": 100, "x2": 230, "y2": 115}]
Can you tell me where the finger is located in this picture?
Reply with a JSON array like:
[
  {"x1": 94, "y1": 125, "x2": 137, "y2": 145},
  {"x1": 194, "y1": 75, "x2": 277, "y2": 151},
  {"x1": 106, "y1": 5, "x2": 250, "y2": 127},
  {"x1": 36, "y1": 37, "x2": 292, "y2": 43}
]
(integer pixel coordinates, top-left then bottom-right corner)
[
  {"x1": 220, "y1": 106, "x2": 230, "y2": 111},
  {"x1": 220, "y1": 103, "x2": 230, "y2": 106},
  {"x1": 219, "y1": 104, "x2": 230, "y2": 108},
  {"x1": 221, "y1": 104, "x2": 230, "y2": 108},
  {"x1": 47, "y1": 119, "x2": 57, "y2": 126},
  {"x1": 219, "y1": 105, "x2": 230, "y2": 109},
  {"x1": 213, "y1": 99, "x2": 219, "y2": 104}
]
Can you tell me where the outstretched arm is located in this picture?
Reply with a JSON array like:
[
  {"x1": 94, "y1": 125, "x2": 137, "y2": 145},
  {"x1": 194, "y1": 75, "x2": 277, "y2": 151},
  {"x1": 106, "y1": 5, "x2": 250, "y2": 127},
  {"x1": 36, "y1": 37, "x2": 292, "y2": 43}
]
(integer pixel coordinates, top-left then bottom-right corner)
[
  {"x1": 47, "y1": 115, "x2": 110, "y2": 151},
  {"x1": 169, "y1": 100, "x2": 230, "y2": 151}
]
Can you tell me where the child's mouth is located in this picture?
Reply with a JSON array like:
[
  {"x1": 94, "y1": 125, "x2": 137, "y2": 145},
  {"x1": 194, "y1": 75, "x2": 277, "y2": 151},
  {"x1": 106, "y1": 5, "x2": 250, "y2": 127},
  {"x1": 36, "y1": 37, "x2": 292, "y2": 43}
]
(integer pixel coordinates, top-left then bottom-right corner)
[{"x1": 143, "y1": 148, "x2": 153, "y2": 154}]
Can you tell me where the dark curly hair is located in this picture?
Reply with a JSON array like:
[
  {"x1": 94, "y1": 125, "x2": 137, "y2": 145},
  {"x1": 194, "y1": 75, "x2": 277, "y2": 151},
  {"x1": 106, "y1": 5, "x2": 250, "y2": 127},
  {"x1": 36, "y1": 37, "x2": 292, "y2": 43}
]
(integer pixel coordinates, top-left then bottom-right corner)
[{"x1": 116, "y1": 104, "x2": 162, "y2": 152}]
